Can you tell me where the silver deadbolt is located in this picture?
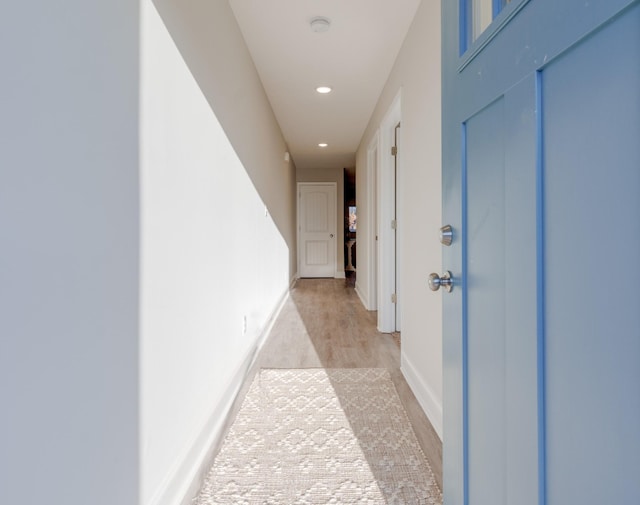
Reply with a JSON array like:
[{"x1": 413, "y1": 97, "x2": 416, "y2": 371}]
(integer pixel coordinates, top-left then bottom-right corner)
[
  {"x1": 428, "y1": 271, "x2": 453, "y2": 292},
  {"x1": 440, "y1": 225, "x2": 453, "y2": 246}
]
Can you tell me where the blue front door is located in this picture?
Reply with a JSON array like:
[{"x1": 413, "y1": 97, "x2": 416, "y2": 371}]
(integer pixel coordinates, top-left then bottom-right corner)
[{"x1": 441, "y1": 1, "x2": 640, "y2": 503}]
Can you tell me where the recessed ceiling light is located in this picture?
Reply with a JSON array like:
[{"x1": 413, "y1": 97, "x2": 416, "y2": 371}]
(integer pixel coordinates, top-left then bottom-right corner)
[
  {"x1": 310, "y1": 17, "x2": 331, "y2": 33},
  {"x1": 316, "y1": 86, "x2": 332, "y2": 94},
  {"x1": 318, "y1": 143, "x2": 328, "y2": 147}
]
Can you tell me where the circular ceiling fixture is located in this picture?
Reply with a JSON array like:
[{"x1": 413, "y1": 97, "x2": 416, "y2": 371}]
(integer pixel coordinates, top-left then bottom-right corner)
[
  {"x1": 316, "y1": 86, "x2": 332, "y2": 94},
  {"x1": 310, "y1": 17, "x2": 331, "y2": 33},
  {"x1": 318, "y1": 143, "x2": 328, "y2": 147}
]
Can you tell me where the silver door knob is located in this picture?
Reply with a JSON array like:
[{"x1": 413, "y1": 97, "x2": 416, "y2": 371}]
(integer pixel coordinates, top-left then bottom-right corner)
[
  {"x1": 440, "y1": 225, "x2": 453, "y2": 246},
  {"x1": 428, "y1": 271, "x2": 453, "y2": 292}
]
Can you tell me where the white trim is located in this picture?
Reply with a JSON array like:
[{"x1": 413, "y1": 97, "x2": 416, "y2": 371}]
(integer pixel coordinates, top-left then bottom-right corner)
[
  {"x1": 148, "y1": 288, "x2": 291, "y2": 505},
  {"x1": 335, "y1": 271, "x2": 346, "y2": 279},
  {"x1": 395, "y1": 119, "x2": 403, "y2": 332},
  {"x1": 377, "y1": 90, "x2": 402, "y2": 332},
  {"x1": 354, "y1": 282, "x2": 369, "y2": 310},
  {"x1": 401, "y1": 353, "x2": 443, "y2": 441},
  {"x1": 366, "y1": 131, "x2": 379, "y2": 312}
]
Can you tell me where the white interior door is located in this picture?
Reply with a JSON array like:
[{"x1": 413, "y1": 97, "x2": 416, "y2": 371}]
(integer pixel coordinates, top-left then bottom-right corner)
[{"x1": 298, "y1": 183, "x2": 337, "y2": 278}]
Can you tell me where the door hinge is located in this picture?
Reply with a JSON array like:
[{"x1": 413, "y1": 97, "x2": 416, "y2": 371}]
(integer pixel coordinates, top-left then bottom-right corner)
[
  {"x1": 391, "y1": 219, "x2": 397, "y2": 230},
  {"x1": 391, "y1": 146, "x2": 397, "y2": 156},
  {"x1": 391, "y1": 293, "x2": 397, "y2": 304}
]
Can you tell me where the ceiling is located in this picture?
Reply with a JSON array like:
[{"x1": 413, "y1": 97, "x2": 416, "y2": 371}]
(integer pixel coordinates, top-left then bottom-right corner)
[{"x1": 228, "y1": 0, "x2": 422, "y2": 171}]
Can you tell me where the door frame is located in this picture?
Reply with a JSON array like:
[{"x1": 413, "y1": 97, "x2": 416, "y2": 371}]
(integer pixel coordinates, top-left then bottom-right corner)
[
  {"x1": 377, "y1": 90, "x2": 402, "y2": 333},
  {"x1": 296, "y1": 182, "x2": 338, "y2": 278},
  {"x1": 365, "y1": 131, "x2": 379, "y2": 311}
]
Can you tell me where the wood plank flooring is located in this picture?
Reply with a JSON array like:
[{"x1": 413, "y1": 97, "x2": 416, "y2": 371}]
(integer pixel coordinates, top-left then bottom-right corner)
[{"x1": 213, "y1": 277, "x2": 442, "y2": 492}]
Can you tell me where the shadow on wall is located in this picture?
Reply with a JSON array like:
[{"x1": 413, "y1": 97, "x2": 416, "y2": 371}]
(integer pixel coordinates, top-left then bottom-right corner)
[
  {"x1": 139, "y1": 2, "x2": 295, "y2": 504},
  {"x1": 151, "y1": 0, "x2": 297, "y2": 275}
]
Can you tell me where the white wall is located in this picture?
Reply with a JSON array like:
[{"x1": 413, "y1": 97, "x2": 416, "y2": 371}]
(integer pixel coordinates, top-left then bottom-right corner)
[
  {"x1": 296, "y1": 166, "x2": 346, "y2": 276},
  {"x1": 355, "y1": 0, "x2": 443, "y2": 437},
  {"x1": 152, "y1": 0, "x2": 297, "y2": 280},
  {"x1": 140, "y1": 2, "x2": 295, "y2": 504},
  {"x1": 0, "y1": 2, "x2": 140, "y2": 504},
  {"x1": 1, "y1": 1, "x2": 296, "y2": 504}
]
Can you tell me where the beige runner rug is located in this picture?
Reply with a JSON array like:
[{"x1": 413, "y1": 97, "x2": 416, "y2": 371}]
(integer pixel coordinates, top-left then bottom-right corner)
[{"x1": 194, "y1": 368, "x2": 442, "y2": 504}]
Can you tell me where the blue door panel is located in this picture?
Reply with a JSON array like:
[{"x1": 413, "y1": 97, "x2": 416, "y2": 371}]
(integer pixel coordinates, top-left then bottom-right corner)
[
  {"x1": 462, "y1": 76, "x2": 540, "y2": 505},
  {"x1": 442, "y1": 0, "x2": 640, "y2": 504},
  {"x1": 465, "y1": 96, "x2": 507, "y2": 505},
  {"x1": 502, "y1": 77, "x2": 539, "y2": 505},
  {"x1": 542, "y1": 6, "x2": 640, "y2": 504}
]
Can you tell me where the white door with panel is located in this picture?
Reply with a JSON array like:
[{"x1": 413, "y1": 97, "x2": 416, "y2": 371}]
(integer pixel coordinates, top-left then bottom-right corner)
[
  {"x1": 441, "y1": 0, "x2": 640, "y2": 504},
  {"x1": 298, "y1": 183, "x2": 337, "y2": 278}
]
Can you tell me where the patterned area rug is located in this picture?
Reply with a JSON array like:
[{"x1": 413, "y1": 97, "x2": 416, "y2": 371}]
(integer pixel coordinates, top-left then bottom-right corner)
[{"x1": 194, "y1": 368, "x2": 442, "y2": 504}]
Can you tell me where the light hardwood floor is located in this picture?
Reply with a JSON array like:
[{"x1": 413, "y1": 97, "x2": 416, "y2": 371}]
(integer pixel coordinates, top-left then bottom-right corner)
[{"x1": 215, "y1": 277, "x2": 442, "y2": 491}]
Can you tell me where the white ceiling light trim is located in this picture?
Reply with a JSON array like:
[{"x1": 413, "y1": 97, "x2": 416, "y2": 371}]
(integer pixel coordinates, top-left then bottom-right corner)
[
  {"x1": 316, "y1": 86, "x2": 333, "y2": 94},
  {"x1": 310, "y1": 17, "x2": 331, "y2": 33}
]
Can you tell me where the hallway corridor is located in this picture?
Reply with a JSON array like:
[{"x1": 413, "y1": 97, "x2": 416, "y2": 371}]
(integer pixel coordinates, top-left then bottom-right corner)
[{"x1": 208, "y1": 278, "x2": 443, "y2": 494}]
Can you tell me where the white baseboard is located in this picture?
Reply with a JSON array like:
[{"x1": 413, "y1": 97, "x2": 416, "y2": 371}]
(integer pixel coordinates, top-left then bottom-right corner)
[
  {"x1": 401, "y1": 354, "x2": 443, "y2": 441},
  {"x1": 147, "y1": 287, "x2": 291, "y2": 505},
  {"x1": 354, "y1": 282, "x2": 369, "y2": 310},
  {"x1": 252, "y1": 288, "x2": 290, "y2": 356},
  {"x1": 145, "y1": 352, "x2": 252, "y2": 505},
  {"x1": 335, "y1": 271, "x2": 346, "y2": 279}
]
